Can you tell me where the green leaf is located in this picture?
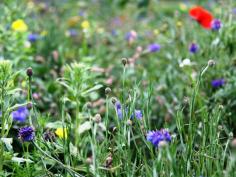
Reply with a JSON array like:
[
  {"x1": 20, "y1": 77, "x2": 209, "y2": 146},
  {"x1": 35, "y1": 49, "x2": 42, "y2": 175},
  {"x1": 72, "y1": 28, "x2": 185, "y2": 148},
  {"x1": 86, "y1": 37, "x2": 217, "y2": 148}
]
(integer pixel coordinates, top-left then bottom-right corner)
[
  {"x1": 12, "y1": 157, "x2": 33, "y2": 163},
  {"x1": 0, "y1": 138, "x2": 13, "y2": 151},
  {"x1": 81, "y1": 84, "x2": 103, "y2": 96},
  {"x1": 46, "y1": 121, "x2": 64, "y2": 129}
]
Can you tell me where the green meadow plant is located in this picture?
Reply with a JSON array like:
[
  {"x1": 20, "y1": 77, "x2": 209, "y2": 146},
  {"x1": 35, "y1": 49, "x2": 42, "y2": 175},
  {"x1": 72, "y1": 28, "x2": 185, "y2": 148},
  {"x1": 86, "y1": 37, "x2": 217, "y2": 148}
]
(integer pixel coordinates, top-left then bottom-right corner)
[{"x1": 1, "y1": 0, "x2": 236, "y2": 176}]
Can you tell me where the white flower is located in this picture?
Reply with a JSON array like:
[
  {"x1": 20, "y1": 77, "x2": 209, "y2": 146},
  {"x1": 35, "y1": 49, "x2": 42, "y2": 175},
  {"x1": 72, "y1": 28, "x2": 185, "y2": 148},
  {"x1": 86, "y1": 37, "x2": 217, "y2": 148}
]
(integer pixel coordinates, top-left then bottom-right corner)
[{"x1": 179, "y1": 58, "x2": 191, "y2": 67}]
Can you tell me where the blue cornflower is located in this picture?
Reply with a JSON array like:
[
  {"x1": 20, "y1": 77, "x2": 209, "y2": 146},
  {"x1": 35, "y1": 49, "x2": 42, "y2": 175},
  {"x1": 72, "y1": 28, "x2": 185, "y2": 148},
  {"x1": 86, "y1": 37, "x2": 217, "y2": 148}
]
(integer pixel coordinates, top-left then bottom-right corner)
[
  {"x1": 131, "y1": 110, "x2": 143, "y2": 120},
  {"x1": 11, "y1": 106, "x2": 29, "y2": 123},
  {"x1": 125, "y1": 30, "x2": 137, "y2": 42},
  {"x1": 233, "y1": 8, "x2": 236, "y2": 15},
  {"x1": 147, "y1": 129, "x2": 171, "y2": 148},
  {"x1": 211, "y1": 19, "x2": 222, "y2": 31},
  {"x1": 67, "y1": 29, "x2": 77, "y2": 37},
  {"x1": 189, "y1": 43, "x2": 199, "y2": 53},
  {"x1": 28, "y1": 33, "x2": 40, "y2": 43},
  {"x1": 211, "y1": 79, "x2": 225, "y2": 88},
  {"x1": 115, "y1": 101, "x2": 123, "y2": 119},
  {"x1": 147, "y1": 43, "x2": 161, "y2": 53},
  {"x1": 18, "y1": 126, "x2": 35, "y2": 142}
]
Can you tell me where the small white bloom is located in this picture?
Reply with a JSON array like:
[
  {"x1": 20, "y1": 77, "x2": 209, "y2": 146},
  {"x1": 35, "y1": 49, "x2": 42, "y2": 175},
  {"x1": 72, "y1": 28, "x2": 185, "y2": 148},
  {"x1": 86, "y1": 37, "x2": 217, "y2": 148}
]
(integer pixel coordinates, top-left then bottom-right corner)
[
  {"x1": 179, "y1": 58, "x2": 191, "y2": 67},
  {"x1": 24, "y1": 41, "x2": 31, "y2": 48}
]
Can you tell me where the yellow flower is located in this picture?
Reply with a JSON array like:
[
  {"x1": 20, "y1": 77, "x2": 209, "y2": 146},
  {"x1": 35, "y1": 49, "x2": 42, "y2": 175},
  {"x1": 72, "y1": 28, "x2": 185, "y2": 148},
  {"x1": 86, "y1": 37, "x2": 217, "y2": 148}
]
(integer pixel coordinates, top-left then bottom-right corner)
[
  {"x1": 176, "y1": 21, "x2": 183, "y2": 27},
  {"x1": 55, "y1": 128, "x2": 68, "y2": 139},
  {"x1": 179, "y1": 3, "x2": 187, "y2": 12},
  {"x1": 97, "y1": 27, "x2": 104, "y2": 34},
  {"x1": 81, "y1": 20, "x2": 90, "y2": 29},
  {"x1": 40, "y1": 30, "x2": 48, "y2": 36},
  {"x1": 153, "y1": 29, "x2": 160, "y2": 36},
  {"x1": 11, "y1": 19, "x2": 28, "y2": 32}
]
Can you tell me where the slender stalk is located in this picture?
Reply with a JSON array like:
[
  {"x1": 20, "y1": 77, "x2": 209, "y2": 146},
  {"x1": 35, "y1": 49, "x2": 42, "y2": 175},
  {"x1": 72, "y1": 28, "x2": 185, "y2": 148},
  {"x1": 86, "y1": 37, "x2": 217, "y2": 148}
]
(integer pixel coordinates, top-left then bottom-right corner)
[
  {"x1": 27, "y1": 76, "x2": 33, "y2": 126},
  {"x1": 33, "y1": 141, "x2": 83, "y2": 177},
  {"x1": 0, "y1": 81, "x2": 5, "y2": 171}
]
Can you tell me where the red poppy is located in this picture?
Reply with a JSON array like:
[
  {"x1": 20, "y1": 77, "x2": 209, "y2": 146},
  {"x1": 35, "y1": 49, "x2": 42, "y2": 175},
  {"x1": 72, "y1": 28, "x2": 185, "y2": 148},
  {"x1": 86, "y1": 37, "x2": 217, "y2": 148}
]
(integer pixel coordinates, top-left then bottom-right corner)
[{"x1": 189, "y1": 6, "x2": 214, "y2": 29}]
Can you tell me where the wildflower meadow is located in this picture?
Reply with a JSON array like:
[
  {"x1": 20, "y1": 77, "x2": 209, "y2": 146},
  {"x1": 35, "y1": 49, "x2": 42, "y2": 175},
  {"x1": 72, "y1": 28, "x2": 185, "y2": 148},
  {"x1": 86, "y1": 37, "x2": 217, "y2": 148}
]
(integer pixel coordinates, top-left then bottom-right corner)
[{"x1": 1, "y1": 0, "x2": 236, "y2": 176}]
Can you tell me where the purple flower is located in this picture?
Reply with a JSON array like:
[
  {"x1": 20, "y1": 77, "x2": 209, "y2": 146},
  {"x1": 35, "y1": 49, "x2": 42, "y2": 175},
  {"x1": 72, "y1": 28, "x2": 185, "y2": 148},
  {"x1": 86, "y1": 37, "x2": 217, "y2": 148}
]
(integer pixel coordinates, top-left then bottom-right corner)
[
  {"x1": 189, "y1": 43, "x2": 199, "y2": 53},
  {"x1": 115, "y1": 101, "x2": 123, "y2": 119},
  {"x1": 18, "y1": 126, "x2": 35, "y2": 142},
  {"x1": 28, "y1": 33, "x2": 40, "y2": 42},
  {"x1": 131, "y1": 110, "x2": 143, "y2": 120},
  {"x1": 233, "y1": 8, "x2": 236, "y2": 15},
  {"x1": 11, "y1": 106, "x2": 29, "y2": 123},
  {"x1": 147, "y1": 43, "x2": 161, "y2": 52},
  {"x1": 67, "y1": 29, "x2": 77, "y2": 37},
  {"x1": 125, "y1": 30, "x2": 137, "y2": 42},
  {"x1": 211, "y1": 19, "x2": 222, "y2": 31},
  {"x1": 147, "y1": 129, "x2": 171, "y2": 148},
  {"x1": 211, "y1": 79, "x2": 225, "y2": 88},
  {"x1": 111, "y1": 29, "x2": 117, "y2": 36}
]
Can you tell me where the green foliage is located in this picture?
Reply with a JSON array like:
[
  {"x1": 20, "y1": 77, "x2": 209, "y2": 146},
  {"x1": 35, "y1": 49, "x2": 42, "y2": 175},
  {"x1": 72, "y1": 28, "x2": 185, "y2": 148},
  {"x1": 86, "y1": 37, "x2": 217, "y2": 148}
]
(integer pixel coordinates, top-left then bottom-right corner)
[{"x1": 0, "y1": 0, "x2": 236, "y2": 176}]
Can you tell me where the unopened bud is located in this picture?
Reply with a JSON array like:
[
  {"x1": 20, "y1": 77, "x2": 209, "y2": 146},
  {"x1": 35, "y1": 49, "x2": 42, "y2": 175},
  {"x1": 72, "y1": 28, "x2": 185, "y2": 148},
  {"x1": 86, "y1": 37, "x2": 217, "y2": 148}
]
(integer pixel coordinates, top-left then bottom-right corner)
[
  {"x1": 27, "y1": 102, "x2": 33, "y2": 110},
  {"x1": 218, "y1": 125, "x2": 223, "y2": 131},
  {"x1": 105, "y1": 87, "x2": 111, "y2": 95},
  {"x1": 86, "y1": 157, "x2": 93, "y2": 165},
  {"x1": 229, "y1": 132, "x2": 234, "y2": 139},
  {"x1": 93, "y1": 114, "x2": 101, "y2": 123},
  {"x1": 111, "y1": 97, "x2": 117, "y2": 105},
  {"x1": 219, "y1": 105, "x2": 224, "y2": 110},
  {"x1": 121, "y1": 58, "x2": 128, "y2": 66},
  {"x1": 208, "y1": 60, "x2": 216, "y2": 67},
  {"x1": 127, "y1": 119, "x2": 132, "y2": 126},
  {"x1": 26, "y1": 67, "x2": 33, "y2": 77},
  {"x1": 86, "y1": 102, "x2": 92, "y2": 109}
]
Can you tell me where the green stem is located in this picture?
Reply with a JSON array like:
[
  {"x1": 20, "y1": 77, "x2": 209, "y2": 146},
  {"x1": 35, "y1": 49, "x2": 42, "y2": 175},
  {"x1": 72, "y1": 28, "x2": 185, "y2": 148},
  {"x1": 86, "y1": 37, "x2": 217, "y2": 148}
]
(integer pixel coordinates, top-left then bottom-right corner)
[
  {"x1": 33, "y1": 141, "x2": 83, "y2": 177},
  {"x1": 27, "y1": 76, "x2": 33, "y2": 126}
]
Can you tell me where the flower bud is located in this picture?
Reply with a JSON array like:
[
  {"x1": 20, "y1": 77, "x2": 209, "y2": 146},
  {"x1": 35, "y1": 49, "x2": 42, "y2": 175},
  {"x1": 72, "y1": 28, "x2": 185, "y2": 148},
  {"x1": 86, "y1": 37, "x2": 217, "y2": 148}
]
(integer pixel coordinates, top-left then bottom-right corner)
[
  {"x1": 93, "y1": 114, "x2": 101, "y2": 123},
  {"x1": 26, "y1": 67, "x2": 33, "y2": 77},
  {"x1": 121, "y1": 58, "x2": 128, "y2": 66},
  {"x1": 127, "y1": 119, "x2": 132, "y2": 126},
  {"x1": 208, "y1": 60, "x2": 216, "y2": 67},
  {"x1": 86, "y1": 102, "x2": 92, "y2": 109},
  {"x1": 111, "y1": 97, "x2": 117, "y2": 105},
  {"x1": 86, "y1": 157, "x2": 93, "y2": 165},
  {"x1": 105, "y1": 87, "x2": 111, "y2": 95},
  {"x1": 27, "y1": 102, "x2": 33, "y2": 110}
]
